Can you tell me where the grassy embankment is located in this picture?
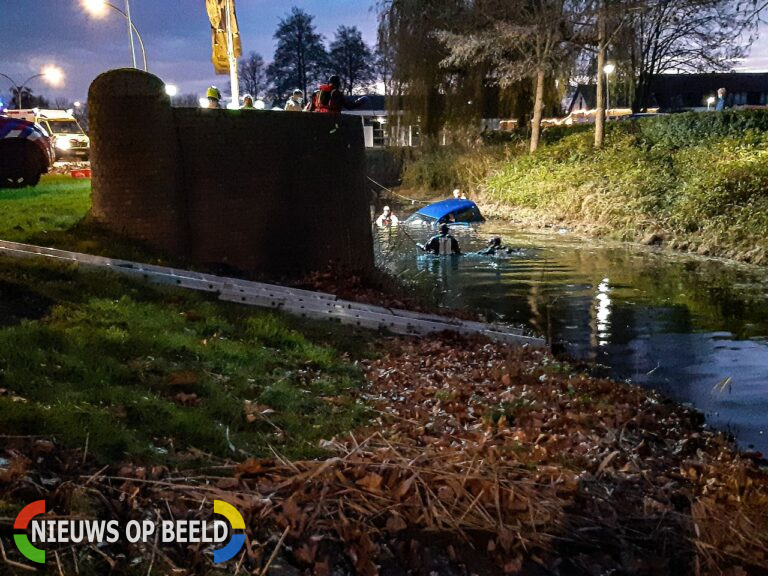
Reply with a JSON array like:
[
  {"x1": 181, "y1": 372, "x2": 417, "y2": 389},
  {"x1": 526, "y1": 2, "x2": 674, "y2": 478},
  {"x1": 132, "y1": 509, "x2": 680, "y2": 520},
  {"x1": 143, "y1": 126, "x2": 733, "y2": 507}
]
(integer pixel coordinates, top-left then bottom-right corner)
[
  {"x1": 402, "y1": 111, "x2": 768, "y2": 264},
  {"x1": 0, "y1": 176, "x2": 370, "y2": 463},
  {"x1": 0, "y1": 174, "x2": 166, "y2": 261}
]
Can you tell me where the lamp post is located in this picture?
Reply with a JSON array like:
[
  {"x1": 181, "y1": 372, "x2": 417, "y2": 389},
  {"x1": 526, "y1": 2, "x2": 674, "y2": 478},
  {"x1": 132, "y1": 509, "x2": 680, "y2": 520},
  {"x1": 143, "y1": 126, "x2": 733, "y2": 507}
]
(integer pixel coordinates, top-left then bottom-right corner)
[
  {"x1": 0, "y1": 65, "x2": 65, "y2": 109},
  {"x1": 603, "y1": 63, "x2": 616, "y2": 116},
  {"x1": 81, "y1": 0, "x2": 148, "y2": 72}
]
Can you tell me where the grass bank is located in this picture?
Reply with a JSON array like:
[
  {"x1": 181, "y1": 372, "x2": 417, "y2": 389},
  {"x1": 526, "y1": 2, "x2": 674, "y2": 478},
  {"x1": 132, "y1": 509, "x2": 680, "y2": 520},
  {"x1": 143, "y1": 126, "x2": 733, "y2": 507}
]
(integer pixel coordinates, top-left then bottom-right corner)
[
  {"x1": 0, "y1": 257, "x2": 370, "y2": 464},
  {"x1": 401, "y1": 111, "x2": 768, "y2": 265},
  {"x1": 0, "y1": 174, "x2": 161, "y2": 262}
]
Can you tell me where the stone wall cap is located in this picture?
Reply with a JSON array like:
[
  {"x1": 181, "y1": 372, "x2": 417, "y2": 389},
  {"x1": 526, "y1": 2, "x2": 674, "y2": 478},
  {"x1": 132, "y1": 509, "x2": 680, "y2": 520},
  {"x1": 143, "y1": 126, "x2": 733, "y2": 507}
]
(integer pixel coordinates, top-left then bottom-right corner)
[{"x1": 90, "y1": 69, "x2": 167, "y2": 99}]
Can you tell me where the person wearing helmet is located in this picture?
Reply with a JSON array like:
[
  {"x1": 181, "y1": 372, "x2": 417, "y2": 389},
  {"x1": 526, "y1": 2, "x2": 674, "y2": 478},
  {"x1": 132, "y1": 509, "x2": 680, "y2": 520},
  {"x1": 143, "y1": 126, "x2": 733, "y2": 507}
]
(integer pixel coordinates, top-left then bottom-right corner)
[
  {"x1": 284, "y1": 89, "x2": 304, "y2": 112},
  {"x1": 419, "y1": 224, "x2": 461, "y2": 255},
  {"x1": 375, "y1": 205, "x2": 399, "y2": 227},
  {"x1": 241, "y1": 94, "x2": 255, "y2": 109},
  {"x1": 478, "y1": 236, "x2": 510, "y2": 256},
  {"x1": 305, "y1": 75, "x2": 368, "y2": 114},
  {"x1": 206, "y1": 86, "x2": 222, "y2": 109}
]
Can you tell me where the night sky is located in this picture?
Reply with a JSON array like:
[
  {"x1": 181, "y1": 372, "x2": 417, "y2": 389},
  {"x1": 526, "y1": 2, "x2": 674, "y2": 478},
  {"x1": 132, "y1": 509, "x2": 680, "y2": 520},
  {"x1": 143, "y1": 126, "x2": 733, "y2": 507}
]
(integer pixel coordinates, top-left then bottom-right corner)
[
  {"x1": 0, "y1": 0, "x2": 379, "y2": 101},
  {"x1": 1, "y1": 0, "x2": 766, "y2": 103}
]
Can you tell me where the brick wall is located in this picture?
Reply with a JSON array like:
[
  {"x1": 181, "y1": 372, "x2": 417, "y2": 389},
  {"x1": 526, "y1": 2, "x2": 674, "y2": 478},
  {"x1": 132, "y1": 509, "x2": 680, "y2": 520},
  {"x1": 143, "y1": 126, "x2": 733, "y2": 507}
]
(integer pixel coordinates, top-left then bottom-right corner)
[{"x1": 89, "y1": 69, "x2": 373, "y2": 276}]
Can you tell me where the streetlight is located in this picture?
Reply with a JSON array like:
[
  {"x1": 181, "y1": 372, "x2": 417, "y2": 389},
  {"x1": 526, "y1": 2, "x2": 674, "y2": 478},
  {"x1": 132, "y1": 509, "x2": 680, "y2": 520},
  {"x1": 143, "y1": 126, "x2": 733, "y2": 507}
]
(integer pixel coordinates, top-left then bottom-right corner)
[
  {"x1": 164, "y1": 84, "x2": 178, "y2": 97},
  {"x1": 0, "y1": 65, "x2": 66, "y2": 109},
  {"x1": 603, "y1": 63, "x2": 616, "y2": 115},
  {"x1": 81, "y1": 0, "x2": 148, "y2": 72}
]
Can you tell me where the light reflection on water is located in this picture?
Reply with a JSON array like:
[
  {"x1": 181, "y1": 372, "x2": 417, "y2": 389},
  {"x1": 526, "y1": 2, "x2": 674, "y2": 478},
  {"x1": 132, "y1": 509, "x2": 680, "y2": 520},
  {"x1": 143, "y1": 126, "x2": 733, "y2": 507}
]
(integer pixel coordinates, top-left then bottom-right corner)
[{"x1": 375, "y1": 224, "x2": 768, "y2": 454}]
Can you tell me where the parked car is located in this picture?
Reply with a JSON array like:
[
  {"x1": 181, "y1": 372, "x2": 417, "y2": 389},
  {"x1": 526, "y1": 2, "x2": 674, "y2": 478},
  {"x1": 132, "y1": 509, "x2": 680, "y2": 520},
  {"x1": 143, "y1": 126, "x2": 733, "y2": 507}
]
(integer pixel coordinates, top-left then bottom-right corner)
[
  {"x1": 404, "y1": 198, "x2": 485, "y2": 228},
  {"x1": 4, "y1": 109, "x2": 89, "y2": 160},
  {"x1": 0, "y1": 116, "x2": 55, "y2": 188}
]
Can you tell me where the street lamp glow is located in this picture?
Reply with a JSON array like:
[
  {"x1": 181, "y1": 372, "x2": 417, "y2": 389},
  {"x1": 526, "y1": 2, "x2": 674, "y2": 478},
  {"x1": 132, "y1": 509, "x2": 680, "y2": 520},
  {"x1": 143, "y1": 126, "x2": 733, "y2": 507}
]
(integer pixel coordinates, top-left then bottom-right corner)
[
  {"x1": 41, "y1": 65, "x2": 65, "y2": 87},
  {"x1": 80, "y1": 0, "x2": 147, "y2": 71},
  {"x1": 198, "y1": 97, "x2": 209, "y2": 108},
  {"x1": 74, "y1": 101, "x2": 82, "y2": 108},
  {"x1": 603, "y1": 63, "x2": 616, "y2": 75},
  {"x1": 164, "y1": 84, "x2": 178, "y2": 97},
  {"x1": 82, "y1": 0, "x2": 109, "y2": 18}
]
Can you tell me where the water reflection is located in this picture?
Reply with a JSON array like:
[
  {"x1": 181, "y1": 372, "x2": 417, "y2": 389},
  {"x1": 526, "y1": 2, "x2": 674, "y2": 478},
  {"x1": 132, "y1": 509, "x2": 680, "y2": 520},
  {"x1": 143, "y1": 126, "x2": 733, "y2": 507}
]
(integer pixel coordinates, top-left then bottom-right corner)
[
  {"x1": 375, "y1": 225, "x2": 768, "y2": 454},
  {"x1": 594, "y1": 278, "x2": 612, "y2": 347}
]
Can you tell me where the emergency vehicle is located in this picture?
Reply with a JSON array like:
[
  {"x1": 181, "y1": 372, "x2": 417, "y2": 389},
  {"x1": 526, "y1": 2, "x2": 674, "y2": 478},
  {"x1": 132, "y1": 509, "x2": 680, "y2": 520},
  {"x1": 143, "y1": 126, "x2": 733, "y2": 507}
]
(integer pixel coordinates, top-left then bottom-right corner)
[
  {"x1": 4, "y1": 109, "x2": 89, "y2": 161},
  {"x1": 0, "y1": 115, "x2": 55, "y2": 188}
]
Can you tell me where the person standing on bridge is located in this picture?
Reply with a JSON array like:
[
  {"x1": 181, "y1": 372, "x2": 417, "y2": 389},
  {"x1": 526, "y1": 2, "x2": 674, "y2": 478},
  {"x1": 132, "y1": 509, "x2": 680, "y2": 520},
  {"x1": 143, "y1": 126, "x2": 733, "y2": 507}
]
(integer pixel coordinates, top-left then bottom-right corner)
[
  {"x1": 285, "y1": 89, "x2": 304, "y2": 111},
  {"x1": 305, "y1": 75, "x2": 367, "y2": 114},
  {"x1": 419, "y1": 224, "x2": 461, "y2": 255},
  {"x1": 206, "y1": 86, "x2": 222, "y2": 109}
]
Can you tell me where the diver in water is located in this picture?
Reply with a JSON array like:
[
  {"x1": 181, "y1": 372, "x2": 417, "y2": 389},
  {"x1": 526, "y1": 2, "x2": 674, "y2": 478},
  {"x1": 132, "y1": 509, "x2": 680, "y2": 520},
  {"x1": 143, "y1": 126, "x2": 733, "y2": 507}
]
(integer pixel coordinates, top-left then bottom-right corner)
[
  {"x1": 478, "y1": 236, "x2": 512, "y2": 256},
  {"x1": 419, "y1": 224, "x2": 461, "y2": 255}
]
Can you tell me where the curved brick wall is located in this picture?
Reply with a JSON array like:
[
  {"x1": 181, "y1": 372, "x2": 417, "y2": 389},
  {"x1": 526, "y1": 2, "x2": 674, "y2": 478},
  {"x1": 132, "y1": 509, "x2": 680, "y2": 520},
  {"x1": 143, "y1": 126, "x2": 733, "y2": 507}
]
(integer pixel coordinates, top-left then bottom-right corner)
[{"x1": 89, "y1": 69, "x2": 373, "y2": 276}]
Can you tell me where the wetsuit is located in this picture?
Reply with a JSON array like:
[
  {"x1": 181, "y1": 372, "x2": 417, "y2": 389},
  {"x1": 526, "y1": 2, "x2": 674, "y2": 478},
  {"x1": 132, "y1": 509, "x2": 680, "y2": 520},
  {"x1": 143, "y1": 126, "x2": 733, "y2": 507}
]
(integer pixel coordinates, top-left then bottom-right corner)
[
  {"x1": 423, "y1": 233, "x2": 461, "y2": 255},
  {"x1": 478, "y1": 244, "x2": 512, "y2": 256}
]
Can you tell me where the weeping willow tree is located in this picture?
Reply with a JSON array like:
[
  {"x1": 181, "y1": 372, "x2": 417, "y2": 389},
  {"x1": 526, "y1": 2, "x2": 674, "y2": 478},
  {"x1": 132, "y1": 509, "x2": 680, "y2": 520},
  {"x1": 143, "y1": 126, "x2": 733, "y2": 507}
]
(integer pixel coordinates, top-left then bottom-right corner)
[
  {"x1": 434, "y1": 0, "x2": 584, "y2": 152},
  {"x1": 377, "y1": 0, "x2": 495, "y2": 144},
  {"x1": 378, "y1": 0, "x2": 584, "y2": 151}
]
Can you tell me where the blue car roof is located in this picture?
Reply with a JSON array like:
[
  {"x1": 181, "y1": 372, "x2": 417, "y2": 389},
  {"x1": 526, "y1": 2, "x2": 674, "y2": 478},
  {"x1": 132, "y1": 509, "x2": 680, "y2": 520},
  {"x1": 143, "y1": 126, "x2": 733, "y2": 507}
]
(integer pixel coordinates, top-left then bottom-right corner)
[{"x1": 416, "y1": 199, "x2": 478, "y2": 220}]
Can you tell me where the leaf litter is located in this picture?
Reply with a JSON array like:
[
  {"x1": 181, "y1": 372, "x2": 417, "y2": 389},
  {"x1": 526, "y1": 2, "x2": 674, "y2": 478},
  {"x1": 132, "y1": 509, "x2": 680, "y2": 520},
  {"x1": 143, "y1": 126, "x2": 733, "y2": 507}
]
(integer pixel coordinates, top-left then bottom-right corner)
[{"x1": 1, "y1": 333, "x2": 766, "y2": 575}]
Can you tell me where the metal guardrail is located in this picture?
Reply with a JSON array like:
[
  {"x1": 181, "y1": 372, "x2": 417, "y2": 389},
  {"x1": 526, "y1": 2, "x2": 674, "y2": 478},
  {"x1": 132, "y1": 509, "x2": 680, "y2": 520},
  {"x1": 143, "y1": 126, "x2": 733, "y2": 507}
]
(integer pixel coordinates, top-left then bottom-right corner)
[{"x1": 0, "y1": 239, "x2": 545, "y2": 347}]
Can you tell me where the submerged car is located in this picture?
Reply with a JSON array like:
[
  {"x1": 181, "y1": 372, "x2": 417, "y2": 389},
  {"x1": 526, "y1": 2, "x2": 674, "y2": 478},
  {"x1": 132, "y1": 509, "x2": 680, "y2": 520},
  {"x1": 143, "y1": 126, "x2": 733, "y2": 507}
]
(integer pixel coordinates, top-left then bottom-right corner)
[{"x1": 403, "y1": 198, "x2": 485, "y2": 228}]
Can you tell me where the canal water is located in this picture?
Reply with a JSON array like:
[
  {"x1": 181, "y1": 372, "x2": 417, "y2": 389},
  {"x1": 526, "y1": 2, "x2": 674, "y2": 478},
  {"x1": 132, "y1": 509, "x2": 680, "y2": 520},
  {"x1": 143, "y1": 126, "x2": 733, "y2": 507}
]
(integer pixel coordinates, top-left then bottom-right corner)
[{"x1": 375, "y1": 223, "x2": 768, "y2": 454}]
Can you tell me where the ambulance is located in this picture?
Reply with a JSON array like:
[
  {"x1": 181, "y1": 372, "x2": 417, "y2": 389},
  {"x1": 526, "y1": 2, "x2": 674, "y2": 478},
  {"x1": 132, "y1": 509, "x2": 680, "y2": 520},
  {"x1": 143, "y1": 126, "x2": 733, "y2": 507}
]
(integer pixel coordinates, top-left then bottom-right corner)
[{"x1": 4, "y1": 109, "x2": 89, "y2": 161}]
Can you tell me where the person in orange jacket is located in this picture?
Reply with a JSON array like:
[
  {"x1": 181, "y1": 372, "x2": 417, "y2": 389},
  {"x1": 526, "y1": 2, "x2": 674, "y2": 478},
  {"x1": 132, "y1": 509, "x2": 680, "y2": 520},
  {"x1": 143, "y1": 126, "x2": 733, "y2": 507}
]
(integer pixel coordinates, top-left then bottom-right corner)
[{"x1": 305, "y1": 75, "x2": 367, "y2": 114}]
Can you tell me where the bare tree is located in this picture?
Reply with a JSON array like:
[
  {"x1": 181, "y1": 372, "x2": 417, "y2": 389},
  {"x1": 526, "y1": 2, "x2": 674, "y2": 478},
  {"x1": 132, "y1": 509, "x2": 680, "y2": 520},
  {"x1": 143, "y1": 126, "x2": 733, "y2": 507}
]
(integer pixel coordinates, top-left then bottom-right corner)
[
  {"x1": 435, "y1": 0, "x2": 583, "y2": 152},
  {"x1": 53, "y1": 97, "x2": 72, "y2": 110},
  {"x1": 618, "y1": 0, "x2": 760, "y2": 111},
  {"x1": 173, "y1": 94, "x2": 202, "y2": 108},
  {"x1": 238, "y1": 52, "x2": 267, "y2": 98},
  {"x1": 377, "y1": 0, "x2": 468, "y2": 141}
]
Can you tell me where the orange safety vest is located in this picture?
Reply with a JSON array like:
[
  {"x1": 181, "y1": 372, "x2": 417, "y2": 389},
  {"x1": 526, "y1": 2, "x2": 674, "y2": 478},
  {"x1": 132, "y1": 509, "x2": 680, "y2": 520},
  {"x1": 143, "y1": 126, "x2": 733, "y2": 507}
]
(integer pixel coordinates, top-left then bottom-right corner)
[{"x1": 311, "y1": 84, "x2": 342, "y2": 114}]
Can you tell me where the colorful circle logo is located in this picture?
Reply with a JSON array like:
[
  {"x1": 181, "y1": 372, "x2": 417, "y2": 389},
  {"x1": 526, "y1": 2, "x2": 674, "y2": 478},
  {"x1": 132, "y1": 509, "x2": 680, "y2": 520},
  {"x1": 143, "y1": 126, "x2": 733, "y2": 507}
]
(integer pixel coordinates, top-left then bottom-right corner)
[
  {"x1": 14, "y1": 500, "x2": 46, "y2": 564},
  {"x1": 212, "y1": 500, "x2": 246, "y2": 563}
]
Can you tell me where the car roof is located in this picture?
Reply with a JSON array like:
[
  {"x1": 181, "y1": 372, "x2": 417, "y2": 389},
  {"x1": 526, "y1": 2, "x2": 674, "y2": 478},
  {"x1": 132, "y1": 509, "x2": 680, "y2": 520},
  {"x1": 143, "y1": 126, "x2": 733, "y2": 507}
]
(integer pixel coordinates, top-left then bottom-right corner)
[{"x1": 415, "y1": 198, "x2": 479, "y2": 220}]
